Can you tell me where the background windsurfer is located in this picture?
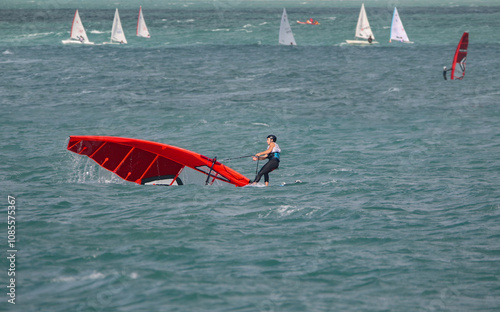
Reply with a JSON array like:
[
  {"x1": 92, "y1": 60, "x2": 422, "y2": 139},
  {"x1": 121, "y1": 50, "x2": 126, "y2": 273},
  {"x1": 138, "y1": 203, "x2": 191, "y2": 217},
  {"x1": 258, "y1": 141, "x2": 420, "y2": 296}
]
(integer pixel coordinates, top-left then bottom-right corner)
[{"x1": 443, "y1": 66, "x2": 451, "y2": 80}]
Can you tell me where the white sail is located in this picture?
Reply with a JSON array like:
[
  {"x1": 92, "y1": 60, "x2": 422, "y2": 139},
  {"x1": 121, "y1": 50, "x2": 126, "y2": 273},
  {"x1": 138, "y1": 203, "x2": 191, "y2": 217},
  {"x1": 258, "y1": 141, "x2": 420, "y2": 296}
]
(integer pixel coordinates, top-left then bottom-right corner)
[
  {"x1": 355, "y1": 3, "x2": 374, "y2": 40},
  {"x1": 105, "y1": 8, "x2": 127, "y2": 44},
  {"x1": 345, "y1": 3, "x2": 378, "y2": 45},
  {"x1": 390, "y1": 7, "x2": 412, "y2": 43},
  {"x1": 62, "y1": 10, "x2": 94, "y2": 45},
  {"x1": 137, "y1": 6, "x2": 150, "y2": 38},
  {"x1": 279, "y1": 8, "x2": 296, "y2": 46}
]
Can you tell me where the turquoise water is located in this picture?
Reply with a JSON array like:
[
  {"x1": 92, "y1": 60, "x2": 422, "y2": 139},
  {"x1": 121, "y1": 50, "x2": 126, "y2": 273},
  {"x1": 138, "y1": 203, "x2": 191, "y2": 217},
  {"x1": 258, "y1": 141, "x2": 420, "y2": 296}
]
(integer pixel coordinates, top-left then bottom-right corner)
[{"x1": 1, "y1": 1, "x2": 500, "y2": 311}]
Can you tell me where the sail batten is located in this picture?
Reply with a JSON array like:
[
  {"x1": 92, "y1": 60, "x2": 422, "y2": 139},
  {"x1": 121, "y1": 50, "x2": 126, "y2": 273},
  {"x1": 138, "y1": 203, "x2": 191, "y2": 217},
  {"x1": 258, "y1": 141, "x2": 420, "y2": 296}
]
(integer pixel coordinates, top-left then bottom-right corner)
[
  {"x1": 114, "y1": 147, "x2": 135, "y2": 173},
  {"x1": 138, "y1": 154, "x2": 159, "y2": 183}
]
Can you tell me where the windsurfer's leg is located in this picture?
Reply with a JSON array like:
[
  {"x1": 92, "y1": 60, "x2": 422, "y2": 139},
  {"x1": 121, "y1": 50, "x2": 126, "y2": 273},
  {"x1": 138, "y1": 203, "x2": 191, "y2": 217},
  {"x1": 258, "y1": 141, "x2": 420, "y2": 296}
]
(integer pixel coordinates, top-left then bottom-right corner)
[
  {"x1": 264, "y1": 173, "x2": 269, "y2": 183},
  {"x1": 252, "y1": 166, "x2": 266, "y2": 183},
  {"x1": 252, "y1": 160, "x2": 278, "y2": 184}
]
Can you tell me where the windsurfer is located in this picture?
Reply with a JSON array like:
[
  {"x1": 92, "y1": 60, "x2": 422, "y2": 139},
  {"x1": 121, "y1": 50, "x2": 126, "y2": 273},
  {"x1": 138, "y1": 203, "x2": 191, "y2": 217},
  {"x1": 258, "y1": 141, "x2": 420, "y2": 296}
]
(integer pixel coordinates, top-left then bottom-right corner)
[
  {"x1": 368, "y1": 35, "x2": 373, "y2": 44},
  {"x1": 443, "y1": 66, "x2": 451, "y2": 80},
  {"x1": 251, "y1": 135, "x2": 281, "y2": 186}
]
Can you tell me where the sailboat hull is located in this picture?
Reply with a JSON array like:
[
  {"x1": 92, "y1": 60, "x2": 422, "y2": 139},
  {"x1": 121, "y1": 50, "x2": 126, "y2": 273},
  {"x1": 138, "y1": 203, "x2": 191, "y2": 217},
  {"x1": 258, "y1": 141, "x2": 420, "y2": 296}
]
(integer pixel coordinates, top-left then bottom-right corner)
[
  {"x1": 62, "y1": 39, "x2": 95, "y2": 45},
  {"x1": 390, "y1": 40, "x2": 414, "y2": 44},
  {"x1": 345, "y1": 40, "x2": 379, "y2": 45}
]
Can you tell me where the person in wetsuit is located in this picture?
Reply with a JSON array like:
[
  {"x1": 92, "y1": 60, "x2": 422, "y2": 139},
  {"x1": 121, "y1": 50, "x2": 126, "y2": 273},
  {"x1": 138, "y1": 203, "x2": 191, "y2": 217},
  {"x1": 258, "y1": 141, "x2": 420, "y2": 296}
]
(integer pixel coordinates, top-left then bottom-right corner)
[
  {"x1": 443, "y1": 66, "x2": 451, "y2": 80},
  {"x1": 251, "y1": 135, "x2": 281, "y2": 186}
]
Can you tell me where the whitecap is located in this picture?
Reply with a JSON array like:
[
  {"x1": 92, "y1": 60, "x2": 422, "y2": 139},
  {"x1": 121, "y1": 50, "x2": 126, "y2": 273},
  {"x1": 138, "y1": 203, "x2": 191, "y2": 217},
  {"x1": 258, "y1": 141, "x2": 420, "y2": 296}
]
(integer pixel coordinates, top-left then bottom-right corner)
[
  {"x1": 320, "y1": 179, "x2": 338, "y2": 185},
  {"x1": 52, "y1": 271, "x2": 105, "y2": 283}
]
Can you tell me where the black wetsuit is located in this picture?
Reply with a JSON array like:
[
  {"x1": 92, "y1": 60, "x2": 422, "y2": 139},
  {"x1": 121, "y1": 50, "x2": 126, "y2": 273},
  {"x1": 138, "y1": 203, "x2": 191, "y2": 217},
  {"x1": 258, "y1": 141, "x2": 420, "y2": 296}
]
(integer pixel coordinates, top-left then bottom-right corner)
[
  {"x1": 443, "y1": 68, "x2": 451, "y2": 80},
  {"x1": 252, "y1": 153, "x2": 280, "y2": 183}
]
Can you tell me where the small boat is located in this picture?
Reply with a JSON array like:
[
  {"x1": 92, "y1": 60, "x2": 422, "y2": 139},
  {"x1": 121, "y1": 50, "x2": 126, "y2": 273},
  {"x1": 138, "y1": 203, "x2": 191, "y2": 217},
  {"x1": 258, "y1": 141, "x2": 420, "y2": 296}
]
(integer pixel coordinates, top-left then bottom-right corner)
[
  {"x1": 136, "y1": 6, "x2": 150, "y2": 38},
  {"x1": 61, "y1": 10, "x2": 94, "y2": 45},
  {"x1": 345, "y1": 3, "x2": 378, "y2": 45},
  {"x1": 279, "y1": 8, "x2": 296, "y2": 46},
  {"x1": 297, "y1": 18, "x2": 319, "y2": 25},
  {"x1": 103, "y1": 8, "x2": 127, "y2": 44},
  {"x1": 389, "y1": 7, "x2": 413, "y2": 43}
]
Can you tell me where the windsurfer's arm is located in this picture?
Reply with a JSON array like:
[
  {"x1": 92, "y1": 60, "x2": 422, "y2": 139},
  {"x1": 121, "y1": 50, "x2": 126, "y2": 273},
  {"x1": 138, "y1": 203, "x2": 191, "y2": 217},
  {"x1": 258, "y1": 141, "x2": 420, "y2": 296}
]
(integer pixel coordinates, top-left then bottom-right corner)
[{"x1": 253, "y1": 143, "x2": 275, "y2": 161}]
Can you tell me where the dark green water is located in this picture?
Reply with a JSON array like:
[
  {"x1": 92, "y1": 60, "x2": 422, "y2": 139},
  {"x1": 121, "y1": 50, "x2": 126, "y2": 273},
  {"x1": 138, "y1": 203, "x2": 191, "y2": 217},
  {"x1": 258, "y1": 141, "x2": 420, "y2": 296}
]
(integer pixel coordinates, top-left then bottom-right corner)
[{"x1": 1, "y1": 2, "x2": 500, "y2": 311}]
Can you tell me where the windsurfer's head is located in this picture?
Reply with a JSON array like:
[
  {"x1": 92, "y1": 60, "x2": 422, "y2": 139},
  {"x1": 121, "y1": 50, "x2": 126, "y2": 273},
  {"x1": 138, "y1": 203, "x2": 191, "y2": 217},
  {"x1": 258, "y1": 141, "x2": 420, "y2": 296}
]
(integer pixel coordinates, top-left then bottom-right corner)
[
  {"x1": 267, "y1": 135, "x2": 277, "y2": 142},
  {"x1": 443, "y1": 66, "x2": 447, "y2": 70}
]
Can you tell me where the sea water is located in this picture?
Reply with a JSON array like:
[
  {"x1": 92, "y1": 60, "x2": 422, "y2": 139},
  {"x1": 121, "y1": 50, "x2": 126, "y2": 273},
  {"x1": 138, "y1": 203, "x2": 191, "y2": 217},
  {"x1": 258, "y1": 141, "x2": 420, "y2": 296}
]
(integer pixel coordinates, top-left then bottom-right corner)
[{"x1": 1, "y1": 0, "x2": 500, "y2": 311}]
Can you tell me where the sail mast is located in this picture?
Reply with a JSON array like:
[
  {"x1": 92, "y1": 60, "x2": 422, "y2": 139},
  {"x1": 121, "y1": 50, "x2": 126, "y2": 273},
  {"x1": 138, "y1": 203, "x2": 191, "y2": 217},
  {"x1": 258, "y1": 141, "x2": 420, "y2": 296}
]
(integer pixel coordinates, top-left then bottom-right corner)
[{"x1": 69, "y1": 10, "x2": 78, "y2": 38}]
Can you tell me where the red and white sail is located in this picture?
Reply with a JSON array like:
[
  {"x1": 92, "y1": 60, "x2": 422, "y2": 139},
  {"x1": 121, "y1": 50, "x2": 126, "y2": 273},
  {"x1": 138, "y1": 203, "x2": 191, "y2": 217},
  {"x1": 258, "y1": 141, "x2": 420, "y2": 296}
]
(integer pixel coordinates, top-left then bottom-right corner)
[
  {"x1": 136, "y1": 6, "x2": 150, "y2": 38},
  {"x1": 451, "y1": 32, "x2": 469, "y2": 80},
  {"x1": 62, "y1": 10, "x2": 94, "y2": 44},
  {"x1": 67, "y1": 136, "x2": 251, "y2": 187}
]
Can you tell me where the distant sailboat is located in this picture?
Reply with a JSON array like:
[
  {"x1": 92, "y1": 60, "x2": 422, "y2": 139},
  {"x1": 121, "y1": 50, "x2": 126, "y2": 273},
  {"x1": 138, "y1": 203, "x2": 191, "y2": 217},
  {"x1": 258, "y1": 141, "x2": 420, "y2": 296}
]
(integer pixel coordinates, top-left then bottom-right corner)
[
  {"x1": 62, "y1": 10, "x2": 94, "y2": 45},
  {"x1": 136, "y1": 6, "x2": 150, "y2": 38},
  {"x1": 279, "y1": 8, "x2": 296, "y2": 46},
  {"x1": 345, "y1": 3, "x2": 378, "y2": 45},
  {"x1": 103, "y1": 8, "x2": 127, "y2": 44},
  {"x1": 390, "y1": 7, "x2": 413, "y2": 43}
]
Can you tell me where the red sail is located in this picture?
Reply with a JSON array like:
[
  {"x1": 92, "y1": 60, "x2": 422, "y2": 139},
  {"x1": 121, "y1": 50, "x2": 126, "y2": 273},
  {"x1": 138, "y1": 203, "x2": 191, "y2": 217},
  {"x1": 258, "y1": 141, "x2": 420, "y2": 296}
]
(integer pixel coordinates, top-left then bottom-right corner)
[
  {"x1": 451, "y1": 32, "x2": 469, "y2": 80},
  {"x1": 67, "y1": 136, "x2": 250, "y2": 187}
]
